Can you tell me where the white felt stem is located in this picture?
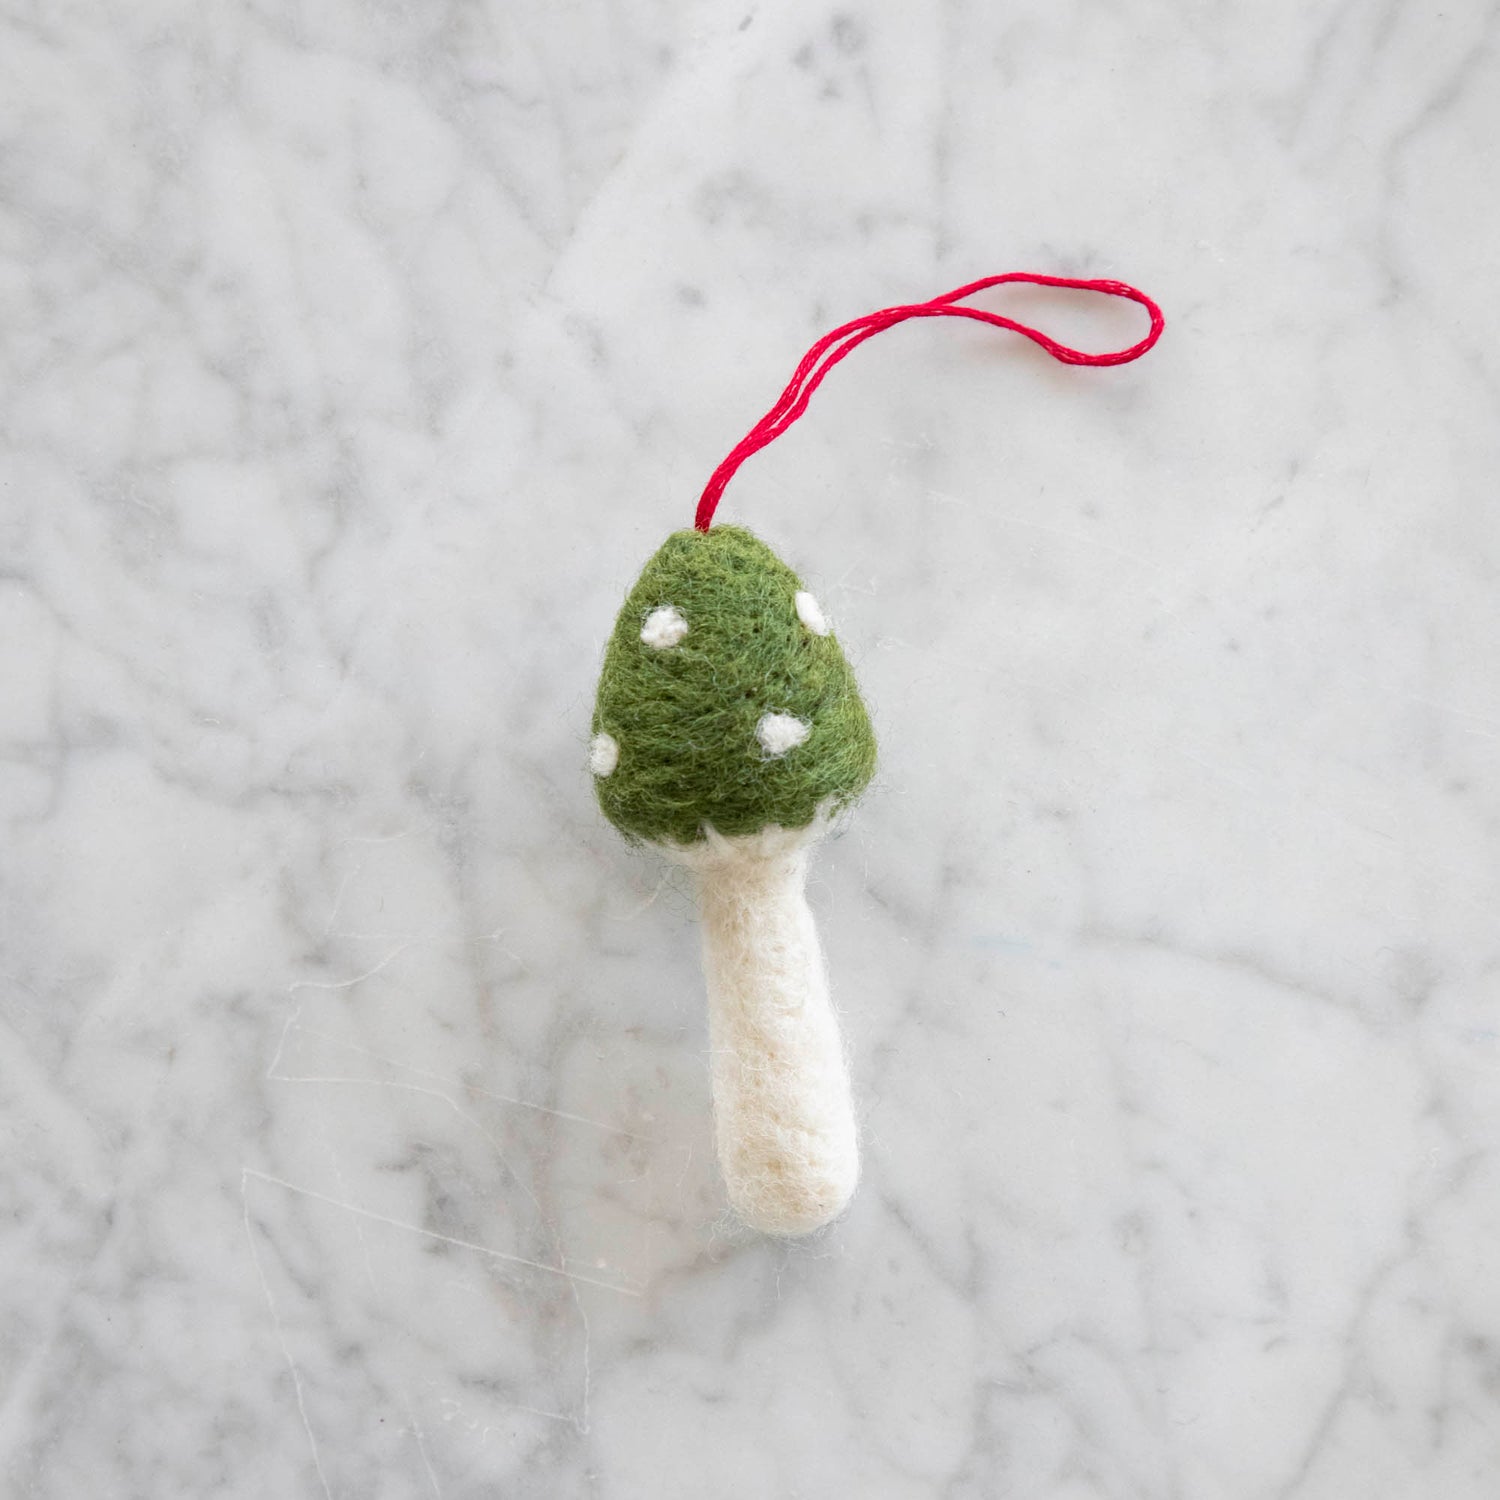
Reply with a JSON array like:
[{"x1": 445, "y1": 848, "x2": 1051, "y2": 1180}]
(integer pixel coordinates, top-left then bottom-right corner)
[{"x1": 691, "y1": 832, "x2": 858, "y2": 1235}]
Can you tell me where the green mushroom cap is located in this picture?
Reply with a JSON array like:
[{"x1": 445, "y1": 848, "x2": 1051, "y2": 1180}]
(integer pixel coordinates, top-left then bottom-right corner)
[{"x1": 591, "y1": 526, "x2": 877, "y2": 846}]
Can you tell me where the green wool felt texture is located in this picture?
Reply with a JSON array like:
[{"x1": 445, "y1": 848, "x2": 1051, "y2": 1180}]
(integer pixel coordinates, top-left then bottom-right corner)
[{"x1": 592, "y1": 526, "x2": 877, "y2": 846}]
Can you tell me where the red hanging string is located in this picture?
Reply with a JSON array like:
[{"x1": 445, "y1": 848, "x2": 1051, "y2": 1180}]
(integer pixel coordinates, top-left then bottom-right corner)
[{"x1": 694, "y1": 272, "x2": 1165, "y2": 531}]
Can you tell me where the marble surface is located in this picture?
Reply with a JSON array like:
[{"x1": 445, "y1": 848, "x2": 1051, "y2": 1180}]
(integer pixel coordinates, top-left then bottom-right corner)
[{"x1": 4, "y1": 1, "x2": 1499, "y2": 1495}]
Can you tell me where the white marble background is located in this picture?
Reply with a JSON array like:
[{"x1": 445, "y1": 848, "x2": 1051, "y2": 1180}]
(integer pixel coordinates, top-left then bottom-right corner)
[{"x1": 3, "y1": 0, "x2": 1498, "y2": 1495}]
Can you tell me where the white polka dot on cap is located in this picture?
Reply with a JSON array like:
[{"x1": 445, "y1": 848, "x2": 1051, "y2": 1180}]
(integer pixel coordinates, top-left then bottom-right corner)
[
  {"x1": 589, "y1": 732, "x2": 619, "y2": 776},
  {"x1": 641, "y1": 605, "x2": 688, "y2": 649},
  {"x1": 794, "y1": 591, "x2": 830, "y2": 635},
  {"x1": 755, "y1": 712, "x2": 811, "y2": 757}
]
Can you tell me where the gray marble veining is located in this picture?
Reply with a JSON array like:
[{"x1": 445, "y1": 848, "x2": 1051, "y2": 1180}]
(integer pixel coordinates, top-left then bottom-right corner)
[{"x1": 3, "y1": 1, "x2": 1499, "y2": 1495}]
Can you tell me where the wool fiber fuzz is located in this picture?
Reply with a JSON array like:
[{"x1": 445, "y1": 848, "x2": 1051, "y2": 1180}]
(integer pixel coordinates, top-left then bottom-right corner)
[{"x1": 679, "y1": 824, "x2": 858, "y2": 1235}]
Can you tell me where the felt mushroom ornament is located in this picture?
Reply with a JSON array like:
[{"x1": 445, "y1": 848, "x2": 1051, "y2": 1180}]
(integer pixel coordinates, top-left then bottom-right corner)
[{"x1": 591, "y1": 273, "x2": 1164, "y2": 1234}]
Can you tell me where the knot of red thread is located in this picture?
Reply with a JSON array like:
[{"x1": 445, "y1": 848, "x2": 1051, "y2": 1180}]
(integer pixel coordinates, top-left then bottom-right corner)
[{"x1": 694, "y1": 272, "x2": 1165, "y2": 531}]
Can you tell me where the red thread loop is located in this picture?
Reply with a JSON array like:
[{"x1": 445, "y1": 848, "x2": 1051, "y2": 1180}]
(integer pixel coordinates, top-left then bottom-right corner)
[{"x1": 694, "y1": 272, "x2": 1165, "y2": 531}]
